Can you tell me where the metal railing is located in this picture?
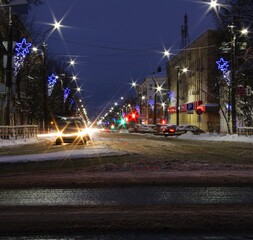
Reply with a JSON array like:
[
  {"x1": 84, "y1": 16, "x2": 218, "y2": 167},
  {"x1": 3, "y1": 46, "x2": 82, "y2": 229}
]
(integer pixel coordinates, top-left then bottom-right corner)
[
  {"x1": 0, "y1": 125, "x2": 38, "y2": 140},
  {"x1": 237, "y1": 127, "x2": 253, "y2": 136}
]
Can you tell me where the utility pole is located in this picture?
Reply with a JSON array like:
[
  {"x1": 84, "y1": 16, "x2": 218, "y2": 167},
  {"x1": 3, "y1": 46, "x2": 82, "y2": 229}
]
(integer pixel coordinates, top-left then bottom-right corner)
[
  {"x1": 5, "y1": 6, "x2": 13, "y2": 126},
  {"x1": 176, "y1": 66, "x2": 180, "y2": 126},
  {"x1": 230, "y1": 24, "x2": 237, "y2": 134}
]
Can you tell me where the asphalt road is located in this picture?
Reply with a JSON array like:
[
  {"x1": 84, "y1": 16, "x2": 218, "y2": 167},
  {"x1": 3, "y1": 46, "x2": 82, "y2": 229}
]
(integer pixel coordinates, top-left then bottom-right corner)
[{"x1": 0, "y1": 132, "x2": 253, "y2": 236}]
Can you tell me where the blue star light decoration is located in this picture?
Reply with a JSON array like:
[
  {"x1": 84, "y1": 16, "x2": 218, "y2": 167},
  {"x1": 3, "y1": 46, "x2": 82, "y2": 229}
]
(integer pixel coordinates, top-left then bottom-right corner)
[
  {"x1": 148, "y1": 99, "x2": 154, "y2": 110},
  {"x1": 135, "y1": 105, "x2": 140, "y2": 114},
  {"x1": 15, "y1": 38, "x2": 32, "y2": 57},
  {"x1": 216, "y1": 57, "x2": 231, "y2": 85},
  {"x1": 69, "y1": 98, "x2": 74, "y2": 106},
  {"x1": 167, "y1": 90, "x2": 174, "y2": 100},
  {"x1": 216, "y1": 58, "x2": 229, "y2": 72},
  {"x1": 14, "y1": 38, "x2": 32, "y2": 76},
  {"x1": 64, "y1": 87, "x2": 71, "y2": 103},
  {"x1": 47, "y1": 74, "x2": 57, "y2": 96}
]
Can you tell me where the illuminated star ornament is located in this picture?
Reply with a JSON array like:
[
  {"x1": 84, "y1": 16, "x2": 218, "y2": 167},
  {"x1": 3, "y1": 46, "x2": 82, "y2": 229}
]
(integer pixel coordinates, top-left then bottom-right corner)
[
  {"x1": 15, "y1": 38, "x2": 32, "y2": 57},
  {"x1": 148, "y1": 99, "x2": 154, "y2": 109},
  {"x1": 47, "y1": 73, "x2": 57, "y2": 96},
  {"x1": 135, "y1": 105, "x2": 140, "y2": 114},
  {"x1": 167, "y1": 90, "x2": 173, "y2": 99},
  {"x1": 13, "y1": 38, "x2": 32, "y2": 76},
  {"x1": 216, "y1": 57, "x2": 231, "y2": 85},
  {"x1": 64, "y1": 87, "x2": 71, "y2": 103},
  {"x1": 216, "y1": 57, "x2": 229, "y2": 72}
]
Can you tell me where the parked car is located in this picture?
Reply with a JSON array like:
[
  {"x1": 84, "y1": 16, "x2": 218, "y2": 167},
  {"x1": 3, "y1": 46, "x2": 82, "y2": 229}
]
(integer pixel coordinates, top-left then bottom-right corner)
[
  {"x1": 153, "y1": 124, "x2": 169, "y2": 135},
  {"x1": 162, "y1": 124, "x2": 205, "y2": 137},
  {"x1": 176, "y1": 125, "x2": 205, "y2": 135},
  {"x1": 129, "y1": 124, "x2": 156, "y2": 134},
  {"x1": 52, "y1": 116, "x2": 90, "y2": 145},
  {"x1": 162, "y1": 124, "x2": 180, "y2": 136}
]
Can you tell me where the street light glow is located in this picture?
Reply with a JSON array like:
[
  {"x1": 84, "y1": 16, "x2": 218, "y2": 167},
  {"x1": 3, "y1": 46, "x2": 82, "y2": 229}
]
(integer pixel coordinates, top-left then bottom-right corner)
[
  {"x1": 209, "y1": 0, "x2": 218, "y2": 9},
  {"x1": 241, "y1": 28, "x2": 249, "y2": 35},
  {"x1": 164, "y1": 50, "x2": 170, "y2": 57},
  {"x1": 182, "y1": 67, "x2": 188, "y2": 73},
  {"x1": 131, "y1": 82, "x2": 137, "y2": 87},
  {"x1": 70, "y1": 60, "x2": 75, "y2": 66},
  {"x1": 156, "y1": 85, "x2": 162, "y2": 92},
  {"x1": 53, "y1": 21, "x2": 61, "y2": 30}
]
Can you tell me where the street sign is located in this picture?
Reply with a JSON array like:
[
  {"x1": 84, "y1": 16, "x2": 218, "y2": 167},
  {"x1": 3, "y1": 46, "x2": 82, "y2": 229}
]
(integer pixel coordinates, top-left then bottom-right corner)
[{"x1": 186, "y1": 102, "x2": 194, "y2": 114}]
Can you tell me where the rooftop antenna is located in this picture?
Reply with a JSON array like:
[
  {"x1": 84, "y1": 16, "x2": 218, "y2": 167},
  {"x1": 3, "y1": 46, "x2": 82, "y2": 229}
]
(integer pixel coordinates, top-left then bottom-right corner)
[{"x1": 181, "y1": 13, "x2": 190, "y2": 48}]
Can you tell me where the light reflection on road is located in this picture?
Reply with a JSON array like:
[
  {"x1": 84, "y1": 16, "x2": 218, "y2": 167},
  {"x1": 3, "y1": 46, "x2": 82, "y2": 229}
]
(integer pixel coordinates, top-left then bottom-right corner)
[{"x1": 0, "y1": 186, "x2": 252, "y2": 206}]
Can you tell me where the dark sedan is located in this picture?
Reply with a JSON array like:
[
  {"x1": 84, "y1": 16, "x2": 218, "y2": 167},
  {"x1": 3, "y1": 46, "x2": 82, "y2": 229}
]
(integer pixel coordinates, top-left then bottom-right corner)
[{"x1": 163, "y1": 124, "x2": 205, "y2": 136}]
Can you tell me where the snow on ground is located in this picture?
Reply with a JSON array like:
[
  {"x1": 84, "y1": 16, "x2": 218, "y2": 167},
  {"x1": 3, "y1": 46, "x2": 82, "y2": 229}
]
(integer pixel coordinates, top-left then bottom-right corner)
[
  {"x1": 0, "y1": 132, "x2": 252, "y2": 163},
  {"x1": 0, "y1": 134, "x2": 127, "y2": 163},
  {"x1": 178, "y1": 132, "x2": 253, "y2": 143}
]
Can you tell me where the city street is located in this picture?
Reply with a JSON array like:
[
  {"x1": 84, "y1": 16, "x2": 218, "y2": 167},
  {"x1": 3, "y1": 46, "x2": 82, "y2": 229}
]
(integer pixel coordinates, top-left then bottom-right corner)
[
  {"x1": 0, "y1": 132, "x2": 252, "y2": 237},
  {"x1": 1, "y1": 0, "x2": 253, "y2": 238}
]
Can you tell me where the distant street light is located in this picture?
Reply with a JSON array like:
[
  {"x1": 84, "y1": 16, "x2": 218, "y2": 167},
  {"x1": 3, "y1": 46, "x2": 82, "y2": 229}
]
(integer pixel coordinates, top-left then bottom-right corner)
[{"x1": 40, "y1": 21, "x2": 61, "y2": 133}]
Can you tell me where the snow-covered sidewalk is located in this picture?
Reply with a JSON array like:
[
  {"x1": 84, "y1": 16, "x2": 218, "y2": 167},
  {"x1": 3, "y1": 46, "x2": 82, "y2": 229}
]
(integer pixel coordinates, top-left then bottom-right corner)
[{"x1": 178, "y1": 132, "x2": 253, "y2": 143}]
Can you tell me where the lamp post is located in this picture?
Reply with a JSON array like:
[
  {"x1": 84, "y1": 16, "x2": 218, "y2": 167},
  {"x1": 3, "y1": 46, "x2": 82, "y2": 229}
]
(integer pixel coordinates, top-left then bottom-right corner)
[
  {"x1": 151, "y1": 78, "x2": 158, "y2": 125},
  {"x1": 5, "y1": 6, "x2": 13, "y2": 126},
  {"x1": 175, "y1": 66, "x2": 188, "y2": 126},
  {"x1": 39, "y1": 21, "x2": 61, "y2": 133},
  {"x1": 208, "y1": 0, "x2": 249, "y2": 134},
  {"x1": 176, "y1": 67, "x2": 180, "y2": 126},
  {"x1": 229, "y1": 24, "x2": 237, "y2": 134}
]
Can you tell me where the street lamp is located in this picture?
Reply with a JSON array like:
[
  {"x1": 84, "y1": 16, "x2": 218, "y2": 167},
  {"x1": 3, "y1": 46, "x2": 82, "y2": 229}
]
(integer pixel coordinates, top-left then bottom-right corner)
[
  {"x1": 175, "y1": 66, "x2": 188, "y2": 126},
  {"x1": 209, "y1": 0, "x2": 249, "y2": 134},
  {"x1": 228, "y1": 25, "x2": 248, "y2": 134},
  {"x1": 40, "y1": 21, "x2": 61, "y2": 133}
]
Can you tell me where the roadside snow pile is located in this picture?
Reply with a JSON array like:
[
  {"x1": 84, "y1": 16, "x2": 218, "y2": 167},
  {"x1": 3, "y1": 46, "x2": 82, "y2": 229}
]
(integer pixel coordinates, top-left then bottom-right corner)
[
  {"x1": 178, "y1": 132, "x2": 253, "y2": 143},
  {"x1": 0, "y1": 145, "x2": 127, "y2": 163},
  {"x1": 0, "y1": 137, "x2": 43, "y2": 147}
]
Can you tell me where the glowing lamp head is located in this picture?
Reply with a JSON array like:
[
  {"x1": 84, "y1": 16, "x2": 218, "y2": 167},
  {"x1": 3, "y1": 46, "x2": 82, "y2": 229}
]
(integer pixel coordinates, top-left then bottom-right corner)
[{"x1": 210, "y1": 0, "x2": 218, "y2": 8}]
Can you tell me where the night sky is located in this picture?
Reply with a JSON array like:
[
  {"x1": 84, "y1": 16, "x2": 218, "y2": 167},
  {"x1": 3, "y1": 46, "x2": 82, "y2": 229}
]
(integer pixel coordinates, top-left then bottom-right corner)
[{"x1": 29, "y1": 0, "x2": 215, "y2": 119}]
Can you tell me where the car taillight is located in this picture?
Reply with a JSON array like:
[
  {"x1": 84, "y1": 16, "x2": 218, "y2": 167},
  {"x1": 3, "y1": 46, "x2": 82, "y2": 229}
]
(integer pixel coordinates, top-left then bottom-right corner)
[{"x1": 169, "y1": 128, "x2": 175, "y2": 133}]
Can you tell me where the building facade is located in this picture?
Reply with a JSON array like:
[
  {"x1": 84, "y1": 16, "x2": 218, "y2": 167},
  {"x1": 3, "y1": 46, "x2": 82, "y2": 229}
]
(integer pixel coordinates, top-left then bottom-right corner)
[
  {"x1": 138, "y1": 70, "x2": 168, "y2": 124},
  {"x1": 166, "y1": 30, "x2": 221, "y2": 132}
]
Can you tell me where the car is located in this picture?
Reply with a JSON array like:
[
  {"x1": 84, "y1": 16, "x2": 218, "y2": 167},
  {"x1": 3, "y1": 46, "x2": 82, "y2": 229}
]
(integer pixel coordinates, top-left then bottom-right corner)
[
  {"x1": 153, "y1": 124, "x2": 171, "y2": 135},
  {"x1": 52, "y1": 116, "x2": 90, "y2": 145},
  {"x1": 162, "y1": 124, "x2": 180, "y2": 136},
  {"x1": 128, "y1": 124, "x2": 156, "y2": 134},
  {"x1": 162, "y1": 124, "x2": 205, "y2": 137},
  {"x1": 176, "y1": 125, "x2": 205, "y2": 135}
]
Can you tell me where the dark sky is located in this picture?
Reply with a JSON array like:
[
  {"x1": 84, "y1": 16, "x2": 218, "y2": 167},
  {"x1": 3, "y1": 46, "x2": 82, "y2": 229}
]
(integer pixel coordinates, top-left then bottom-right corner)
[{"x1": 30, "y1": 0, "x2": 215, "y2": 119}]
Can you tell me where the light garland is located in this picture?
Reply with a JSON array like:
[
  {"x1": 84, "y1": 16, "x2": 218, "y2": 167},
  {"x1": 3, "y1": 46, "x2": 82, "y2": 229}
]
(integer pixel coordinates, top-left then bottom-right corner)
[
  {"x1": 64, "y1": 87, "x2": 70, "y2": 103},
  {"x1": 14, "y1": 38, "x2": 32, "y2": 76},
  {"x1": 216, "y1": 57, "x2": 231, "y2": 85},
  {"x1": 47, "y1": 73, "x2": 57, "y2": 96}
]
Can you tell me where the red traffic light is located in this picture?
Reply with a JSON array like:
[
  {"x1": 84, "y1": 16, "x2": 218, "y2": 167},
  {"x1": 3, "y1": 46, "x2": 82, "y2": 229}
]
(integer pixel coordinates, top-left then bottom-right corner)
[{"x1": 196, "y1": 106, "x2": 204, "y2": 115}]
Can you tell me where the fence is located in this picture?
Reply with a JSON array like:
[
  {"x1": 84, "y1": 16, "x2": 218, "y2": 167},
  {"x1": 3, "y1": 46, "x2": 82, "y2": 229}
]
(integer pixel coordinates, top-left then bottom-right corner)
[
  {"x1": 0, "y1": 125, "x2": 38, "y2": 140},
  {"x1": 237, "y1": 127, "x2": 253, "y2": 136}
]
